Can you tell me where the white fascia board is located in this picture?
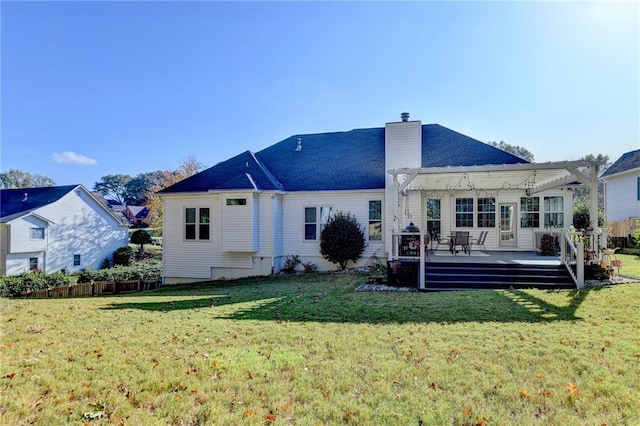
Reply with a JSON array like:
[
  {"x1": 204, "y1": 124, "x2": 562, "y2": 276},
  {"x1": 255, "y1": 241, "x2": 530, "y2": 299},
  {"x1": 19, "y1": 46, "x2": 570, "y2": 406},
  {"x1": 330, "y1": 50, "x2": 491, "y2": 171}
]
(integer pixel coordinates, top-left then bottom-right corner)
[
  {"x1": 387, "y1": 160, "x2": 605, "y2": 175},
  {"x1": 600, "y1": 167, "x2": 640, "y2": 181}
]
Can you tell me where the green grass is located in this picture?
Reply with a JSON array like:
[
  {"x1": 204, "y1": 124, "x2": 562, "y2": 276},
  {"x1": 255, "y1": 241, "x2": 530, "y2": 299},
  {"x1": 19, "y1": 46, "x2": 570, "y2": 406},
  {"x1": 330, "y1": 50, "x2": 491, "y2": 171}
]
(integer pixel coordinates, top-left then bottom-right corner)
[
  {"x1": 616, "y1": 253, "x2": 640, "y2": 279},
  {"x1": 1, "y1": 274, "x2": 639, "y2": 425}
]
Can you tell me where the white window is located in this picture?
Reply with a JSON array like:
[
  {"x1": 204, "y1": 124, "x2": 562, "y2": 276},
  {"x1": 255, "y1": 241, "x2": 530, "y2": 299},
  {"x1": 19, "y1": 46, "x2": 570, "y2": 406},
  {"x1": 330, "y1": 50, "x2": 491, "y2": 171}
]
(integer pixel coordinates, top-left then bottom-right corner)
[
  {"x1": 368, "y1": 200, "x2": 382, "y2": 241},
  {"x1": 477, "y1": 198, "x2": 496, "y2": 228},
  {"x1": 455, "y1": 198, "x2": 474, "y2": 228},
  {"x1": 520, "y1": 197, "x2": 540, "y2": 228},
  {"x1": 30, "y1": 227, "x2": 45, "y2": 240},
  {"x1": 185, "y1": 207, "x2": 210, "y2": 240},
  {"x1": 543, "y1": 196, "x2": 564, "y2": 228},
  {"x1": 304, "y1": 206, "x2": 333, "y2": 240},
  {"x1": 426, "y1": 199, "x2": 442, "y2": 237}
]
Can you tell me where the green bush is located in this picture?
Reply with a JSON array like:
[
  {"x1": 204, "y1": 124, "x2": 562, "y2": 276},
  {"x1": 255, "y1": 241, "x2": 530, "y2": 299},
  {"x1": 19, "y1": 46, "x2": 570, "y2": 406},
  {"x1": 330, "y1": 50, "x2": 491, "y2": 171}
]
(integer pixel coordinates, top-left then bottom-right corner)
[
  {"x1": 131, "y1": 229, "x2": 153, "y2": 258},
  {"x1": 320, "y1": 211, "x2": 366, "y2": 270},
  {"x1": 540, "y1": 234, "x2": 557, "y2": 256},
  {"x1": 114, "y1": 246, "x2": 134, "y2": 266},
  {"x1": 0, "y1": 271, "x2": 73, "y2": 297},
  {"x1": 77, "y1": 261, "x2": 161, "y2": 283},
  {"x1": 282, "y1": 255, "x2": 301, "y2": 274},
  {"x1": 302, "y1": 261, "x2": 318, "y2": 274}
]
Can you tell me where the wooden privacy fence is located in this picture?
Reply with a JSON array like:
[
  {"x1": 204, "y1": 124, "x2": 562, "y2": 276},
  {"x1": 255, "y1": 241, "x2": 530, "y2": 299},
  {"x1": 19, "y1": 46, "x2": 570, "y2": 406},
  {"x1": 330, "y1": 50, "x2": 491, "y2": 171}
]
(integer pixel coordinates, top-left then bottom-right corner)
[
  {"x1": 22, "y1": 279, "x2": 161, "y2": 299},
  {"x1": 607, "y1": 218, "x2": 639, "y2": 248}
]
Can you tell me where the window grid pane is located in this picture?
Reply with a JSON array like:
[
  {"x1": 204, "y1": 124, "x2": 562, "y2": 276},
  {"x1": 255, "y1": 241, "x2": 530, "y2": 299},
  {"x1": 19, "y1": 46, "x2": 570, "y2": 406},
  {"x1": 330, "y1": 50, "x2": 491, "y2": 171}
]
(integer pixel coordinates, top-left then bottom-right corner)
[
  {"x1": 520, "y1": 197, "x2": 540, "y2": 228},
  {"x1": 304, "y1": 207, "x2": 317, "y2": 240},
  {"x1": 455, "y1": 198, "x2": 474, "y2": 228},
  {"x1": 368, "y1": 200, "x2": 382, "y2": 241},
  {"x1": 30, "y1": 228, "x2": 45, "y2": 240},
  {"x1": 477, "y1": 198, "x2": 495, "y2": 228},
  {"x1": 426, "y1": 199, "x2": 442, "y2": 237},
  {"x1": 543, "y1": 196, "x2": 564, "y2": 228}
]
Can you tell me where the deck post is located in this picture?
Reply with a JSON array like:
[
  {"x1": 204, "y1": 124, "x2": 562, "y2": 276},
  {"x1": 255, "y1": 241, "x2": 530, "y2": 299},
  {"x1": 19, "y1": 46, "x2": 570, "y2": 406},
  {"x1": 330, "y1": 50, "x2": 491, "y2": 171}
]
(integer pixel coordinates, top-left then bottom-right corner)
[
  {"x1": 577, "y1": 243, "x2": 585, "y2": 289},
  {"x1": 419, "y1": 230, "x2": 426, "y2": 290}
]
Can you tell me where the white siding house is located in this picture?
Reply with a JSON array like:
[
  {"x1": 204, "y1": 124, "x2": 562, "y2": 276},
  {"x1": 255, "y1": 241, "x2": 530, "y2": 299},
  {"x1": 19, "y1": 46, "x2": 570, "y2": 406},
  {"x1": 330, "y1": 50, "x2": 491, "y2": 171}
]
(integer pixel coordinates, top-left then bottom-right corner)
[
  {"x1": 0, "y1": 185, "x2": 129, "y2": 276},
  {"x1": 601, "y1": 149, "x2": 640, "y2": 222},
  {"x1": 160, "y1": 114, "x2": 602, "y2": 284}
]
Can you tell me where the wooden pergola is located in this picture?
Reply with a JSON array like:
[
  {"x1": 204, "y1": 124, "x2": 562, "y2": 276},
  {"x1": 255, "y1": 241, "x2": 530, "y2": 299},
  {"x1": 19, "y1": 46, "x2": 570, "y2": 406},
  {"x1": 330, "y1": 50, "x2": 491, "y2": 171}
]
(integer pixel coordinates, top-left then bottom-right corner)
[{"x1": 387, "y1": 160, "x2": 605, "y2": 288}]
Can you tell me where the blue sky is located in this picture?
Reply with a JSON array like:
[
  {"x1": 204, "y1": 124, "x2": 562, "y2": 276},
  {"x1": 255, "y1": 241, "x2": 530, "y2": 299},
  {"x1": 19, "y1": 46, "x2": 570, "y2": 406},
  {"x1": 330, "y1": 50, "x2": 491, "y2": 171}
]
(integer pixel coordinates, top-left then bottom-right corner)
[{"x1": 2, "y1": 1, "x2": 638, "y2": 189}]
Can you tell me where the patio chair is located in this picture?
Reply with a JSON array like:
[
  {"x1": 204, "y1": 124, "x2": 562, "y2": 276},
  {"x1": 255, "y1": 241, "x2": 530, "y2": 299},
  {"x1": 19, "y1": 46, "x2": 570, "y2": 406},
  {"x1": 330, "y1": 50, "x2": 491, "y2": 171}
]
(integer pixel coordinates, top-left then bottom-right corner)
[
  {"x1": 453, "y1": 231, "x2": 470, "y2": 255},
  {"x1": 429, "y1": 229, "x2": 451, "y2": 252},
  {"x1": 470, "y1": 231, "x2": 488, "y2": 252}
]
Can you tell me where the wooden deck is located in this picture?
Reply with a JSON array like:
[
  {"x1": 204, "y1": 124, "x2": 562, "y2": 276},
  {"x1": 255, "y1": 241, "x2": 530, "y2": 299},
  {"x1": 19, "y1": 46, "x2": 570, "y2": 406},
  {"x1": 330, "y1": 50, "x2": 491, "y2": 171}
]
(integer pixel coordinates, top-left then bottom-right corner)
[{"x1": 425, "y1": 250, "x2": 561, "y2": 266}]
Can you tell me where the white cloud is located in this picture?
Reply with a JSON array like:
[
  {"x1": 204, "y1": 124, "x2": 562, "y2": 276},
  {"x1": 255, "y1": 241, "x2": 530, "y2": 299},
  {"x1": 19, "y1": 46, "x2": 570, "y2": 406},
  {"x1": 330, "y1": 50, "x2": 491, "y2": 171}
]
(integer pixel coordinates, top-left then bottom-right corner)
[{"x1": 51, "y1": 151, "x2": 97, "y2": 165}]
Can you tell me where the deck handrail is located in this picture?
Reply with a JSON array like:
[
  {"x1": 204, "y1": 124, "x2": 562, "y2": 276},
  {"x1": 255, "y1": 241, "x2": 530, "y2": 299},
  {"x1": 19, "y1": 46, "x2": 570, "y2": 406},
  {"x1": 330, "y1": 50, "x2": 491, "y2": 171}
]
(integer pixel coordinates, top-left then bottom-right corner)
[{"x1": 561, "y1": 231, "x2": 584, "y2": 289}]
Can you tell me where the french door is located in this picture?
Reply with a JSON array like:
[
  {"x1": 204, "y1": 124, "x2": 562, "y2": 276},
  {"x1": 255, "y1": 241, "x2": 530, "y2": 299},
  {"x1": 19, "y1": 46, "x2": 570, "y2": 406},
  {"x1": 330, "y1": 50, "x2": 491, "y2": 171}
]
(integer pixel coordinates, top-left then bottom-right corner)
[{"x1": 498, "y1": 203, "x2": 517, "y2": 247}]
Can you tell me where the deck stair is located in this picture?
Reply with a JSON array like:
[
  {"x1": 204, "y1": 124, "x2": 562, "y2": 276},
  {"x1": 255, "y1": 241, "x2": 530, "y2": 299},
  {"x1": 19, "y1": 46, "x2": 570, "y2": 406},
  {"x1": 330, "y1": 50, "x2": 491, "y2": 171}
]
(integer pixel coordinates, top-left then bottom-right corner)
[{"x1": 424, "y1": 261, "x2": 575, "y2": 291}]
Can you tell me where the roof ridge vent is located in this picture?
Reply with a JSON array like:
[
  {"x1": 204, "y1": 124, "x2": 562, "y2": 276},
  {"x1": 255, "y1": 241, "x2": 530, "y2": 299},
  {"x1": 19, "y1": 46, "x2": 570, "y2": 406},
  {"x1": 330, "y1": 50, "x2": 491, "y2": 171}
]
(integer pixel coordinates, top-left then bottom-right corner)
[
  {"x1": 401, "y1": 112, "x2": 410, "y2": 122},
  {"x1": 295, "y1": 138, "x2": 302, "y2": 151}
]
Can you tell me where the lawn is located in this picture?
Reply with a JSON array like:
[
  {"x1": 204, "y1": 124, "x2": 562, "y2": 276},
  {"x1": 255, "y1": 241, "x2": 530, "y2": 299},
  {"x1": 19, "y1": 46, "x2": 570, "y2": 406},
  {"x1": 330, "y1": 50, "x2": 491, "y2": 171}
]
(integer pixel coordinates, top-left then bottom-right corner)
[{"x1": 1, "y1": 273, "x2": 639, "y2": 425}]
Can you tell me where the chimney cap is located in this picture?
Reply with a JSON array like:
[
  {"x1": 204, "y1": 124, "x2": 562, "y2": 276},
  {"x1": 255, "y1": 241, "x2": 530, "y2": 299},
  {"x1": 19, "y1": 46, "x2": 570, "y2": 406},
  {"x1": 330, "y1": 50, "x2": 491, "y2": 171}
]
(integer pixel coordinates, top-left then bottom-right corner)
[{"x1": 400, "y1": 112, "x2": 410, "y2": 122}]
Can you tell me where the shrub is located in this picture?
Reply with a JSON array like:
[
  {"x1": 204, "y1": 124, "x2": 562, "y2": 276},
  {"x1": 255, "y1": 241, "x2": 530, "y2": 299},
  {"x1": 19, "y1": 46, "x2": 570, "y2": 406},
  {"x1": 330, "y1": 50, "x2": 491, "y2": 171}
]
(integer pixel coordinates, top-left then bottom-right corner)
[
  {"x1": 101, "y1": 257, "x2": 111, "y2": 269},
  {"x1": 0, "y1": 271, "x2": 73, "y2": 297},
  {"x1": 635, "y1": 228, "x2": 640, "y2": 251},
  {"x1": 77, "y1": 261, "x2": 161, "y2": 283},
  {"x1": 131, "y1": 229, "x2": 153, "y2": 258},
  {"x1": 282, "y1": 255, "x2": 301, "y2": 274},
  {"x1": 302, "y1": 261, "x2": 318, "y2": 274},
  {"x1": 320, "y1": 211, "x2": 366, "y2": 270},
  {"x1": 540, "y1": 234, "x2": 557, "y2": 256},
  {"x1": 114, "y1": 246, "x2": 134, "y2": 266}
]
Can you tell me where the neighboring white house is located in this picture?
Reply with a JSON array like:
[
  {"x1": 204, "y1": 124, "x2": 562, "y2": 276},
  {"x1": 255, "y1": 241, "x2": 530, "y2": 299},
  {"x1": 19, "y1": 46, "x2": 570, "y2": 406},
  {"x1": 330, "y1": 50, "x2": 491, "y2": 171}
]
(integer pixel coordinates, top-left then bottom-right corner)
[
  {"x1": 0, "y1": 185, "x2": 130, "y2": 276},
  {"x1": 600, "y1": 149, "x2": 640, "y2": 222},
  {"x1": 159, "y1": 114, "x2": 602, "y2": 284}
]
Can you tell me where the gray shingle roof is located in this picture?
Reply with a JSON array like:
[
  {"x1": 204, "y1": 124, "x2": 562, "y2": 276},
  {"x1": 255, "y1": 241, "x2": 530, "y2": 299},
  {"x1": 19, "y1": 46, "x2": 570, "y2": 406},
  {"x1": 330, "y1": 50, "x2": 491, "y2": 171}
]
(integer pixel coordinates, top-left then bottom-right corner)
[
  {"x1": 160, "y1": 124, "x2": 528, "y2": 194},
  {"x1": 0, "y1": 185, "x2": 77, "y2": 220},
  {"x1": 600, "y1": 149, "x2": 640, "y2": 178}
]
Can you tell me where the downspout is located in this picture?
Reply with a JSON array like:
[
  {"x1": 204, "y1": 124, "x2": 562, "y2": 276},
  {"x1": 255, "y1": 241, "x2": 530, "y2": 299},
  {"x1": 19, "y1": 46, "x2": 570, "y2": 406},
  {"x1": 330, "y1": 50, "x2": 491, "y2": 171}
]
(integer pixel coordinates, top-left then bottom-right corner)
[
  {"x1": 161, "y1": 195, "x2": 166, "y2": 286},
  {"x1": 271, "y1": 193, "x2": 276, "y2": 275}
]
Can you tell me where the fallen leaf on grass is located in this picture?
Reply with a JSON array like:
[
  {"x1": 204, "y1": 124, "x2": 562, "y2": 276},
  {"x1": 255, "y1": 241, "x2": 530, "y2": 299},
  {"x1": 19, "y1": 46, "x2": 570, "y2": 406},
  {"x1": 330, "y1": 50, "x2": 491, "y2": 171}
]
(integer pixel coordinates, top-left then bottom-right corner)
[
  {"x1": 265, "y1": 412, "x2": 276, "y2": 424},
  {"x1": 27, "y1": 326, "x2": 45, "y2": 334},
  {"x1": 343, "y1": 410, "x2": 355, "y2": 423},
  {"x1": 462, "y1": 408, "x2": 472, "y2": 416},
  {"x1": 245, "y1": 410, "x2": 255, "y2": 417},
  {"x1": 4, "y1": 373, "x2": 15, "y2": 379},
  {"x1": 519, "y1": 390, "x2": 531, "y2": 398},
  {"x1": 541, "y1": 389, "x2": 552, "y2": 397},
  {"x1": 567, "y1": 382, "x2": 580, "y2": 397}
]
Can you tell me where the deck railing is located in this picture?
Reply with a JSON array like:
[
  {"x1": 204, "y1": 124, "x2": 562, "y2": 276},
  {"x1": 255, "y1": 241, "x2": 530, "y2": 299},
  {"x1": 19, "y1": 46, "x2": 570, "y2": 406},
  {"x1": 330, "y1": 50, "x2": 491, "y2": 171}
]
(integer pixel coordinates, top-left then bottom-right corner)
[
  {"x1": 561, "y1": 232, "x2": 584, "y2": 289},
  {"x1": 391, "y1": 232, "x2": 427, "y2": 289}
]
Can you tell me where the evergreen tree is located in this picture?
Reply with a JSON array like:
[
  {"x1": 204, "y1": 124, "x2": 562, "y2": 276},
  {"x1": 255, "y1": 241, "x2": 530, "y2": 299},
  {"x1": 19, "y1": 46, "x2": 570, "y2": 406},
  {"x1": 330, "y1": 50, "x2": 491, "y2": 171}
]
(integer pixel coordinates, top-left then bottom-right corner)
[{"x1": 320, "y1": 212, "x2": 366, "y2": 270}]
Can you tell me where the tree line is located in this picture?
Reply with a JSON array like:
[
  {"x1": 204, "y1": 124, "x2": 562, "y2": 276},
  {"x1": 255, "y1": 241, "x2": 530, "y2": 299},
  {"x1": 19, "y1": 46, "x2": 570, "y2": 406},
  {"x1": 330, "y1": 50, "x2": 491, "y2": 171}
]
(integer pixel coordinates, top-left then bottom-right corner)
[{"x1": 0, "y1": 156, "x2": 204, "y2": 230}]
